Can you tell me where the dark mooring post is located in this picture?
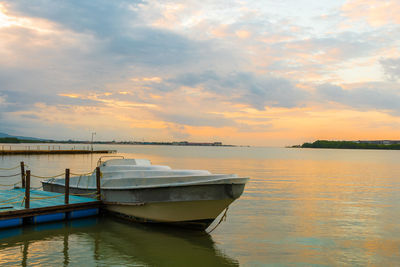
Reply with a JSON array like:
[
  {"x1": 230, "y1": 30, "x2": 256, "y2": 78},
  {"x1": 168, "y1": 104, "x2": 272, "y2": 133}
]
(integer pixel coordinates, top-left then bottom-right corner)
[
  {"x1": 25, "y1": 170, "x2": 30, "y2": 209},
  {"x1": 96, "y1": 167, "x2": 101, "y2": 200},
  {"x1": 20, "y1": 161, "x2": 25, "y2": 188},
  {"x1": 65, "y1": 169, "x2": 70, "y2": 205}
]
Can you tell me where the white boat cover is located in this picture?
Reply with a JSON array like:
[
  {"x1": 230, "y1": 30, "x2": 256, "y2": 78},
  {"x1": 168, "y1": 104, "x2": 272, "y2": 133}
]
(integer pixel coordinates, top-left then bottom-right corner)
[{"x1": 46, "y1": 159, "x2": 249, "y2": 190}]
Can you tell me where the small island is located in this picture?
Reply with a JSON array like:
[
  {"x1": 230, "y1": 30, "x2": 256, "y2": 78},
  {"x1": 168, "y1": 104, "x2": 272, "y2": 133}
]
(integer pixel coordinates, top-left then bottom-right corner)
[{"x1": 296, "y1": 140, "x2": 400, "y2": 150}]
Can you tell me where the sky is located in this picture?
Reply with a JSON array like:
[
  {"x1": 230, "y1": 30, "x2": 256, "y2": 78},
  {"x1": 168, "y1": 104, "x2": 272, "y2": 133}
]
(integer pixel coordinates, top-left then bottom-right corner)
[{"x1": 0, "y1": 0, "x2": 399, "y2": 146}]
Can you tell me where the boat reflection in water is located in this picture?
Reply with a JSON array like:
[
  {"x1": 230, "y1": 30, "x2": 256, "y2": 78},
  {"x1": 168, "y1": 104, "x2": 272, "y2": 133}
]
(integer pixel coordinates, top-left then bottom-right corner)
[{"x1": 0, "y1": 217, "x2": 238, "y2": 266}]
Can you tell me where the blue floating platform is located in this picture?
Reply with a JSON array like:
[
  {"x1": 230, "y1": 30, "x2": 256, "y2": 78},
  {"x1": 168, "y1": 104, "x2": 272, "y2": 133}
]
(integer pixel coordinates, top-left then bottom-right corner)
[
  {"x1": 69, "y1": 208, "x2": 99, "y2": 219},
  {"x1": 0, "y1": 188, "x2": 100, "y2": 229},
  {"x1": 32, "y1": 212, "x2": 66, "y2": 224},
  {"x1": 0, "y1": 218, "x2": 22, "y2": 228}
]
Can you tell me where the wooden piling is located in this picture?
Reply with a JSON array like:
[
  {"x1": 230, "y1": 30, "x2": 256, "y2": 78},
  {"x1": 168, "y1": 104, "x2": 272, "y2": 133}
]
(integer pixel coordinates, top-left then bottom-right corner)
[
  {"x1": 96, "y1": 167, "x2": 101, "y2": 200},
  {"x1": 20, "y1": 161, "x2": 25, "y2": 188},
  {"x1": 25, "y1": 170, "x2": 30, "y2": 209},
  {"x1": 65, "y1": 169, "x2": 70, "y2": 205}
]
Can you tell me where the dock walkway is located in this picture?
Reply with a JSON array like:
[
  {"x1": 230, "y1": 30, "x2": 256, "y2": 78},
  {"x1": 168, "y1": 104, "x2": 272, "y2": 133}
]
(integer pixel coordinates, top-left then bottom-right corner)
[
  {"x1": 0, "y1": 189, "x2": 100, "y2": 228},
  {"x1": 0, "y1": 162, "x2": 102, "y2": 229},
  {"x1": 0, "y1": 144, "x2": 116, "y2": 155},
  {"x1": 0, "y1": 150, "x2": 115, "y2": 155}
]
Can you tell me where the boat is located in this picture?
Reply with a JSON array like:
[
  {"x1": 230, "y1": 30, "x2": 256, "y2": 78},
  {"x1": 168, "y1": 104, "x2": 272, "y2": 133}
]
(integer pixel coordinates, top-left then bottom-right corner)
[{"x1": 42, "y1": 157, "x2": 249, "y2": 230}]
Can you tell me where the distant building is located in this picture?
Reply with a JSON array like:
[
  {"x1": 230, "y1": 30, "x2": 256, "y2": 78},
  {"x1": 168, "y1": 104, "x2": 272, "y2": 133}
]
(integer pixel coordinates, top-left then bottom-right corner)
[
  {"x1": 356, "y1": 140, "x2": 400, "y2": 145},
  {"x1": 171, "y1": 141, "x2": 223, "y2": 146}
]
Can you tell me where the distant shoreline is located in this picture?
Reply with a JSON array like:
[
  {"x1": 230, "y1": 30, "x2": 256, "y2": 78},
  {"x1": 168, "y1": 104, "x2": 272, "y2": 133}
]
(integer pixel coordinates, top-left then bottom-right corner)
[
  {"x1": 0, "y1": 137, "x2": 238, "y2": 147},
  {"x1": 294, "y1": 140, "x2": 400, "y2": 150}
]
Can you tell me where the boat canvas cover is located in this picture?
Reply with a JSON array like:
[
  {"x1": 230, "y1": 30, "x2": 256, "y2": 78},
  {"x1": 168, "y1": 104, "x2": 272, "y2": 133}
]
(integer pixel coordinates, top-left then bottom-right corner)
[{"x1": 44, "y1": 159, "x2": 248, "y2": 190}]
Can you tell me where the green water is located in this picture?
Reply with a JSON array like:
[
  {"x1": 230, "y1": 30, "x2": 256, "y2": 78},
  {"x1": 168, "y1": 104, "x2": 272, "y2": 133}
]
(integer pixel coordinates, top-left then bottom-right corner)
[{"x1": 1, "y1": 145, "x2": 400, "y2": 266}]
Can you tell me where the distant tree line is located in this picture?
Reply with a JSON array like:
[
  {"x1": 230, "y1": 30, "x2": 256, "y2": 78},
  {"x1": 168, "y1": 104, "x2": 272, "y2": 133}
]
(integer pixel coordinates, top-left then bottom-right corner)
[
  {"x1": 0, "y1": 137, "x2": 39, "y2": 143},
  {"x1": 0, "y1": 137, "x2": 87, "y2": 144},
  {"x1": 301, "y1": 140, "x2": 400, "y2": 150}
]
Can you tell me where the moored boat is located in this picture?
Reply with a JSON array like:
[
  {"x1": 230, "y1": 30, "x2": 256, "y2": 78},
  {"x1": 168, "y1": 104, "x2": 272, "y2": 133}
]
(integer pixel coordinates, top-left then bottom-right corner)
[{"x1": 42, "y1": 158, "x2": 249, "y2": 230}]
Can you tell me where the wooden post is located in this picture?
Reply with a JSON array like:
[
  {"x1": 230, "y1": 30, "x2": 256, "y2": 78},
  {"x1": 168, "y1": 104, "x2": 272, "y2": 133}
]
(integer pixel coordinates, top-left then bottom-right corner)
[
  {"x1": 20, "y1": 161, "x2": 25, "y2": 188},
  {"x1": 65, "y1": 169, "x2": 70, "y2": 205},
  {"x1": 25, "y1": 170, "x2": 30, "y2": 209},
  {"x1": 96, "y1": 167, "x2": 101, "y2": 200}
]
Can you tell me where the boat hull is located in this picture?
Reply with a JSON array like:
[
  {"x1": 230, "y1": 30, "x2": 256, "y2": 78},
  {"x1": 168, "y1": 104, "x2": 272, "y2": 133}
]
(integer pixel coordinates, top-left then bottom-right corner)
[
  {"x1": 42, "y1": 182, "x2": 245, "y2": 230},
  {"x1": 104, "y1": 199, "x2": 233, "y2": 230}
]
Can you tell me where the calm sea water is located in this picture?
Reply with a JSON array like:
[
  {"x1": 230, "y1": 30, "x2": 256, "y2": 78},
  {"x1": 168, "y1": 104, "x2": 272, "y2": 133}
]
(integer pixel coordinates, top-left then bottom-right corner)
[{"x1": 0, "y1": 145, "x2": 400, "y2": 266}]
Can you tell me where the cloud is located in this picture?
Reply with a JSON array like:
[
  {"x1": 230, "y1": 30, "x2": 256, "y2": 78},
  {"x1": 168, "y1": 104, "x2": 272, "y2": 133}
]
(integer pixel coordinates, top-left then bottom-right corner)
[
  {"x1": 266, "y1": 31, "x2": 381, "y2": 74},
  {"x1": 341, "y1": 0, "x2": 400, "y2": 27},
  {"x1": 0, "y1": 94, "x2": 6, "y2": 106},
  {"x1": 5, "y1": 0, "x2": 220, "y2": 68},
  {"x1": 0, "y1": 0, "x2": 241, "y2": 110},
  {"x1": 0, "y1": 90, "x2": 101, "y2": 112},
  {"x1": 165, "y1": 124, "x2": 191, "y2": 140},
  {"x1": 380, "y1": 57, "x2": 400, "y2": 80},
  {"x1": 7, "y1": 0, "x2": 138, "y2": 36},
  {"x1": 168, "y1": 71, "x2": 308, "y2": 110},
  {"x1": 155, "y1": 112, "x2": 236, "y2": 128},
  {"x1": 316, "y1": 83, "x2": 400, "y2": 114},
  {"x1": 19, "y1": 113, "x2": 41, "y2": 120}
]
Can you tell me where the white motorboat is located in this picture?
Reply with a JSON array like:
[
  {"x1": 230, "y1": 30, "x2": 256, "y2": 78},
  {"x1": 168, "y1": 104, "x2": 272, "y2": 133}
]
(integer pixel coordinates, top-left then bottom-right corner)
[{"x1": 42, "y1": 158, "x2": 249, "y2": 230}]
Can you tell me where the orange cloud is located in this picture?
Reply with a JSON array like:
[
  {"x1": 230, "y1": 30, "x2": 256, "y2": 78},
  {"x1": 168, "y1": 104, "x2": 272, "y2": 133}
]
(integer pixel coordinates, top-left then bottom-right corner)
[
  {"x1": 59, "y1": 93, "x2": 81, "y2": 98},
  {"x1": 342, "y1": 0, "x2": 400, "y2": 27},
  {"x1": 211, "y1": 24, "x2": 229, "y2": 38},
  {"x1": 235, "y1": 30, "x2": 251, "y2": 39},
  {"x1": 118, "y1": 91, "x2": 131, "y2": 95},
  {"x1": 0, "y1": 3, "x2": 13, "y2": 28},
  {"x1": 131, "y1": 76, "x2": 162, "y2": 83},
  {"x1": 0, "y1": 3, "x2": 60, "y2": 33},
  {"x1": 59, "y1": 92, "x2": 158, "y2": 109}
]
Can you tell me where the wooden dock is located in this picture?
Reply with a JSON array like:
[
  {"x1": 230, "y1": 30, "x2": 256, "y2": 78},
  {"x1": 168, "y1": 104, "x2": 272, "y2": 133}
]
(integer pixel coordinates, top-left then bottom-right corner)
[
  {"x1": 0, "y1": 189, "x2": 101, "y2": 228},
  {"x1": 0, "y1": 150, "x2": 115, "y2": 155},
  {"x1": 0, "y1": 144, "x2": 116, "y2": 155},
  {"x1": 0, "y1": 163, "x2": 102, "y2": 229}
]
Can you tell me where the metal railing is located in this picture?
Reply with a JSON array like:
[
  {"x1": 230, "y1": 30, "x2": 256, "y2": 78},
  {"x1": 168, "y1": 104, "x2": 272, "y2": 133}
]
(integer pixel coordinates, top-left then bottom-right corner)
[
  {"x1": 0, "y1": 162, "x2": 102, "y2": 208},
  {"x1": 1, "y1": 145, "x2": 91, "y2": 151}
]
